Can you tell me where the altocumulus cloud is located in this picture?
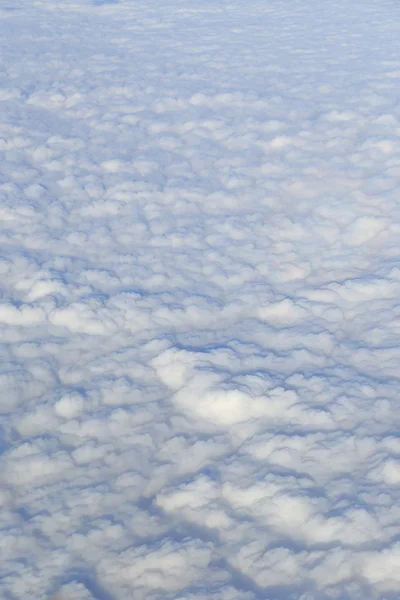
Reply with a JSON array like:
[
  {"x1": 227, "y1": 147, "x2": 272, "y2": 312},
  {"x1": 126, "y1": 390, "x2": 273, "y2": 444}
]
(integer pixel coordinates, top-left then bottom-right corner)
[{"x1": 1, "y1": 0, "x2": 400, "y2": 598}]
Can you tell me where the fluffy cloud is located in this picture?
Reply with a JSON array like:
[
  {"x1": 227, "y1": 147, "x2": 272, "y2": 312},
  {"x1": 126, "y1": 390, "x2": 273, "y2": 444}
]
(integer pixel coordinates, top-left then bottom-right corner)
[{"x1": 1, "y1": 0, "x2": 400, "y2": 598}]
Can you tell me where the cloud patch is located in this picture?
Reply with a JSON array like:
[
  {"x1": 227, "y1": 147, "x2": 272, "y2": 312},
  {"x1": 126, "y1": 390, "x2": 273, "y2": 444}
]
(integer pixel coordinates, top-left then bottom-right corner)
[{"x1": 1, "y1": 0, "x2": 400, "y2": 599}]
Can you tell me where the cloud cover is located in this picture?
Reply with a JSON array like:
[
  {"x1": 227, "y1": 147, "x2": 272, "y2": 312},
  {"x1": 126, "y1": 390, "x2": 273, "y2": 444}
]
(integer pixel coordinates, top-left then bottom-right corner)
[{"x1": 1, "y1": 0, "x2": 400, "y2": 598}]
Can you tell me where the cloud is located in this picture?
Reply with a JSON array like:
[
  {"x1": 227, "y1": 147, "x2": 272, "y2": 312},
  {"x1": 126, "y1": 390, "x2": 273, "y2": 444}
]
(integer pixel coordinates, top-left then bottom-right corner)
[{"x1": 1, "y1": 0, "x2": 400, "y2": 599}]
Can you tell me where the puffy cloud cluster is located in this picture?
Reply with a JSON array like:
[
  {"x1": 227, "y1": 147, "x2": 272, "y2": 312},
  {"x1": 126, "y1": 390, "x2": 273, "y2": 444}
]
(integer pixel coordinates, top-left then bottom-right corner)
[{"x1": 1, "y1": 0, "x2": 400, "y2": 598}]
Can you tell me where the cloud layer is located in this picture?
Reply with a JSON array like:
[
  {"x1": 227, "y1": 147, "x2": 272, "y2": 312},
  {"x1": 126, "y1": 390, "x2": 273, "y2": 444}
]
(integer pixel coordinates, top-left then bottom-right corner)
[{"x1": 1, "y1": 0, "x2": 400, "y2": 598}]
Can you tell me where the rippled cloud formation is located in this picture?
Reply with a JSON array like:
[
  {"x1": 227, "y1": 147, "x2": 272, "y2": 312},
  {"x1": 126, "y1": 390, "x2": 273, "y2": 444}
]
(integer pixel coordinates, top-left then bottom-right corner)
[{"x1": 1, "y1": 0, "x2": 400, "y2": 598}]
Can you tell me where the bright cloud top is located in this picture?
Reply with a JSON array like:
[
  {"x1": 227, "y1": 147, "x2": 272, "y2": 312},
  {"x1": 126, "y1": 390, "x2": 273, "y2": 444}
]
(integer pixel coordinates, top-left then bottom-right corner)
[{"x1": 1, "y1": 0, "x2": 400, "y2": 599}]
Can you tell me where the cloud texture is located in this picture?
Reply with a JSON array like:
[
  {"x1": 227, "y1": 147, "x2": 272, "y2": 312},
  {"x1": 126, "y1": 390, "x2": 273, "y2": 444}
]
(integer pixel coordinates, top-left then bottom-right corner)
[{"x1": 1, "y1": 0, "x2": 400, "y2": 598}]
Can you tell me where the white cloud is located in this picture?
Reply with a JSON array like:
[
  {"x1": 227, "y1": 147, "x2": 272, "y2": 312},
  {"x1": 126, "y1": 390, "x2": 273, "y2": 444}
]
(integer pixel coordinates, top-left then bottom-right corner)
[
  {"x1": 50, "y1": 582, "x2": 97, "y2": 600},
  {"x1": 1, "y1": 0, "x2": 400, "y2": 598}
]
